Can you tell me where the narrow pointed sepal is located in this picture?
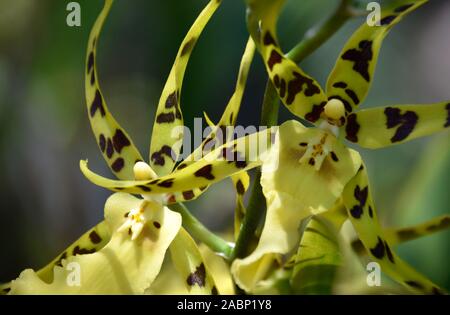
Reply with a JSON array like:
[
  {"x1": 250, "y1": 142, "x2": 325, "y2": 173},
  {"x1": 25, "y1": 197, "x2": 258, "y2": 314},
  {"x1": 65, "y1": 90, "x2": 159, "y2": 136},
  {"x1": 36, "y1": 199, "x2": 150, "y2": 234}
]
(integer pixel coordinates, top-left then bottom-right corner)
[
  {"x1": 80, "y1": 127, "x2": 275, "y2": 197},
  {"x1": 327, "y1": 0, "x2": 428, "y2": 111},
  {"x1": 149, "y1": 0, "x2": 222, "y2": 176},
  {"x1": 169, "y1": 228, "x2": 217, "y2": 295},
  {"x1": 344, "y1": 101, "x2": 450, "y2": 148},
  {"x1": 245, "y1": 0, "x2": 328, "y2": 123},
  {"x1": 343, "y1": 164, "x2": 446, "y2": 294},
  {"x1": 85, "y1": 0, "x2": 143, "y2": 179}
]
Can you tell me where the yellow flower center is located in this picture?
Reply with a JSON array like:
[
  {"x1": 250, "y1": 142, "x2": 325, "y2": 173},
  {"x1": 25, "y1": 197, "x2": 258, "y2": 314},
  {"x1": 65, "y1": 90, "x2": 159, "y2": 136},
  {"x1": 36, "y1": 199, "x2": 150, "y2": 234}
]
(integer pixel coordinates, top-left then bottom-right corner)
[
  {"x1": 299, "y1": 131, "x2": 336, "y2": 171},
  {"x1": 116, "y1": 162, "x2": 165, "y2": 240}
]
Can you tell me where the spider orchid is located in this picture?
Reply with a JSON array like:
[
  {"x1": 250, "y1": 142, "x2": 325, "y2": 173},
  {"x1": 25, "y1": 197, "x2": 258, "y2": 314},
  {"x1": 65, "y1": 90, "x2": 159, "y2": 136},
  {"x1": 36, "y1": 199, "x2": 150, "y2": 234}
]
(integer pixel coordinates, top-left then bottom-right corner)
[
  {"x1": 5, "y1": 0, "x2": 258, "y2": 294},
  {"x1": 230, "y1": 0, "x2": 449, "y2": 294}
]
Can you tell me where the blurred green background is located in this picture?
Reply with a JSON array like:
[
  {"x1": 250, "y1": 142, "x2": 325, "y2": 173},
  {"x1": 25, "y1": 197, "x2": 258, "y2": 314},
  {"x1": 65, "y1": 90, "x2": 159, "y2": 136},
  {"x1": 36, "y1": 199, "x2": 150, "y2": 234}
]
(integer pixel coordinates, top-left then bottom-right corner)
[{"x1": 0, "y1": 0, "x2": 448, "y2": 291}]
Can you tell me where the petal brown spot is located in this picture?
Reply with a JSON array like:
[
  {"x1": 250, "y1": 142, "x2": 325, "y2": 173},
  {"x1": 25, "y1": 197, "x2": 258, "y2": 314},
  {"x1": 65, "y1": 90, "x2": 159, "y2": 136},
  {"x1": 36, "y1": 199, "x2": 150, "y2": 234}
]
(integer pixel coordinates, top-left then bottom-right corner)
[
  {"x1": 138, "y1": 185, "x2": 151, "y2": 192},
  {"x1": 157, "y1": 178, "x2": 174, "y2": 188},
  {"x1": 182, "y1": 190, "x2": 195, "y2": 200},
  {"x1": 153, "y1": 221, "x2": 161, "y2": 229},
  {"x1": 180, "y1": 37, "x2": 196, "y2": 57},
  {"x1": 286, "y1": 71, "x2": 321, "y2": 105},
  {"x1": 194, "y1": 164, "x2": 215, "y2": 180},
  {"x1": 156, "y1": 112, "x2": 175, "y2": 123},
  {"x1": 106, "y1": 138, "x2": 114, "y2": 159},
  {"x1": 370, "y1": 237, "x2": 385, "y2": 259},
  {"x1": 236, "y1": 179, "x2": 245, "y2": 195},
  {"x1": 89, "y1": 231, "x2": 102, "y2": 244},
  {"x1": 90, "y1": 90, "x2": 106, "y2": 117},
  {"x1": 267, "y1": 49, "x2": 282, "y2": 71},
  {"x1": 330, "y1": 151, "x2": 339, "y2": 162},
  {"x1": 345, "y1": 113, "x2": 360, "y2": 142},
  {"x1": 165, "y1": 91, "x2": 178, "y2": 109},
  {"x1": 99, "y1": 134, "x2": 106, "y2": 152},
  {"x1": 87, "y1": 52, "x2": 94, "y2": 73},
  {"x1": 384, "y1": 241, "x2": 395, "y2": 263},
  {"x1": 263, "y1": 31, "x2": 277, "y2": 46},
  {"x1": 380, "y1": 15, "x2": 397, "y2": 25},
  {"x1": 73, "y1": 246, "x2": 96, "y2": 255},
  {"x1": 111, "y1": 158, "x2": 125, "y2": 172},
  {"x1": 350, "y1": 205, "x2": 363, "y2": 218},
  {"x1": 341, "y1": 40, "x2": 373, "y2": 82},
  {"x1": 151, "y1": 145, "x2": 175, "y2": 166},
  {"x1": 384, "y1": 107, "x2": 418, "y2": 142},
  {"x1": 112, "y1": 129, "x2": 131, "y2": 153},
  {"x1": 186, "y1": 263, "x2": 206, "y2": 287}
]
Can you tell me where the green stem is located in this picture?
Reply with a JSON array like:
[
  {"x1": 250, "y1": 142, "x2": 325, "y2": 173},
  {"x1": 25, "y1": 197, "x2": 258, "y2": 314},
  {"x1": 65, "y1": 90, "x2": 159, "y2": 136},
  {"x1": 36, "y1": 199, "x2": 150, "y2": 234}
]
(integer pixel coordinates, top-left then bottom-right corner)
[
  {"x1": 230, "y1": 81, "x2": 278, "y2": 260},
  {"x1": 286, "y1": 0, "x2": 353, "y2": 62},
  {"x1": 231, "y1": 0, "x2": 354, "y2": 261},
  {"x1": 170, "y1": 203, "x2": 233, "y2": 259}
]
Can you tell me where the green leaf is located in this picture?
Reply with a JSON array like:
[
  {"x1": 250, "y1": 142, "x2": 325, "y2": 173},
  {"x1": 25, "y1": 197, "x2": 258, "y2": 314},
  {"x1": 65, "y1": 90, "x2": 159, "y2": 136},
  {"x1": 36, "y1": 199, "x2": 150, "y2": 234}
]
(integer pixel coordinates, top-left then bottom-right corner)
[{"x1": 291, "y1": 217, "x2": 342, "y2": 295}]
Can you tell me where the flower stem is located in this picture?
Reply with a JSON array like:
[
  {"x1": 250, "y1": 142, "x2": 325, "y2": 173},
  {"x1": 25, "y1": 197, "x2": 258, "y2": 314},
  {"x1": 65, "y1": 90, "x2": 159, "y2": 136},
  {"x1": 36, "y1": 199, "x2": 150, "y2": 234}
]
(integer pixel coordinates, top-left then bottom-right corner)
[
  {"x1": 230, "y1": 81, "x2": 278, "y2": 260},
  {"x1": 286, "y1": 0, "x2": 354, "y2": 63},
  {"x1": 231, "y1": 0, "x2": 354, "y2": 261},
  {"x1": 170, "y1": 203, "x2": 233, "y2": 259}
]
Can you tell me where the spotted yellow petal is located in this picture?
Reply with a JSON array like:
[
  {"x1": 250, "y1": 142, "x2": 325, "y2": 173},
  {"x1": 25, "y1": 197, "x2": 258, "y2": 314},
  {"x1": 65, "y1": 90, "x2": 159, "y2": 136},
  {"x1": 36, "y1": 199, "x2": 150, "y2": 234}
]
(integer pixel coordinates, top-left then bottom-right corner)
[
  {"x1": 177, "y1": 37, "x2": 255, "y2": 169},
  {"x1": 169, "y1": 228, "x2": 217, "y2": 295},
  {"x1": 343, "y1": 164, "x2": 445, "y2": 294},
  {"x1": 149, "y1": 0, "x2": 222, "y2": 176},
  {"x1": 351, "y1": 215, "x2": 450, "y2": 255},
  {"x1": 9, "y1": 193, "x2": 181, "y2": 294},
  {"x1": 146, "y1": 243, "x2": 234, "y2": 295},
  {"x1": 344, "y1": 101, "x2": 450, "y2": 148},
  {"x1": 1, "y1": 221, "x2": 110, "y2": 294},
  {"x1": 172, "y1": 38, "x2": 254, "y2": 220},
  {"x1": 245, "y1": 0, "x2": 328, "y2": 123},
  {"x1": 327, "y1": 0, "x2": 428, "y2": 111},
  {"x1": 199, "y1": 245, "x2": 235, "y2": 295},
  {"x1": 231, "y1": 120, "x2": 362, "y2": 292},
  {"x1": 85, "y1": 0, "x2": 143, "y2": 179},
  {"x1": 80, "y1": 127, "x2": 275, "y2": 197}
]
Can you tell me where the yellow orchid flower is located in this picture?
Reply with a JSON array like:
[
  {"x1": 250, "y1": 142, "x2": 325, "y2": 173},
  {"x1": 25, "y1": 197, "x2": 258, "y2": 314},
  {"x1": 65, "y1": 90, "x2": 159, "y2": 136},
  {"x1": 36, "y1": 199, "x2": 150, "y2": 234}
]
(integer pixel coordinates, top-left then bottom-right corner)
[
  {"x1": 231, "y1": 0, "x2": 449, "y2": 294},
  {"x1": 4, "y1": 0, "x2": 258, "y2": 294}
]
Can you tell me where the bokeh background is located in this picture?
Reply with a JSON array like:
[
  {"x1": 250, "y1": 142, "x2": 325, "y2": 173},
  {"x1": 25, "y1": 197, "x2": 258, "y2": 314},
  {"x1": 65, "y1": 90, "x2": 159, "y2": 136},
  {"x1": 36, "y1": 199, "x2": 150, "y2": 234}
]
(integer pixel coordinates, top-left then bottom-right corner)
[{"x1": 0, "y1": 0, "x2": 448, "y2": 291}]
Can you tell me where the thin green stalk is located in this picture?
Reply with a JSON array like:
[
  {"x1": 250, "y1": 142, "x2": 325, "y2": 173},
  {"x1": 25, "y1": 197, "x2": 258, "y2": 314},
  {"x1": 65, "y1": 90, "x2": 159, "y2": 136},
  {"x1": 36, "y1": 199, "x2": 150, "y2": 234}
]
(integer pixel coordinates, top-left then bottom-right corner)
[
  {"x1": 230, "y1": 81, "x2": 278, "y2": 260},
  {"x1": 170, "y1": 203, "x2": 233, "y2": 259},
  {"x1": 286, "y1": 0, "x2": 353, "y2": 62},
  {"x1": 231, "y1": 0, "x2": 355, "y2": 261}
]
